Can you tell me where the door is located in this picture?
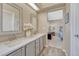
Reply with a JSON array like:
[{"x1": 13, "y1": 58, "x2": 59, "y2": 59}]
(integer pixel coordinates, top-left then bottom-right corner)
[{"x1": 70, "y1": 3, "x2": 79, "y2": 56}]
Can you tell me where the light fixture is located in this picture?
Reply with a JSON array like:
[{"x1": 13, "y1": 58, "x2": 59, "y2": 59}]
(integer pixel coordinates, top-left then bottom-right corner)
[{"x1": 28, "y1": 3, "x2": 39, "y2": 11}]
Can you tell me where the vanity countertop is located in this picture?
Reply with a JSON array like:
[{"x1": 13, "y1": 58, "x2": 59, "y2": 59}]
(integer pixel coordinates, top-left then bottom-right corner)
[{"x1": 0, "y1": 33, "x2": 46, "y2": 56}]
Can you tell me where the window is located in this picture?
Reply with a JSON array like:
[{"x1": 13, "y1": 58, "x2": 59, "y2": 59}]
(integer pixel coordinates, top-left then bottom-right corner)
[{"x1": 48, "y1": 10, "x2": 64, "y2": 21}]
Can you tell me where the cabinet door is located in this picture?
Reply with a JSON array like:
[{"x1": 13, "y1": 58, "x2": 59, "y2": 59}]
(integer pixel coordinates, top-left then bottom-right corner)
[
  {"x1": 8, "y1": 47, "x2": 25, "y2": 56},
  {"x1": 43, "y1": 35, "x2": 46, "y2": 48},
  {"x1": 39, "y1": 37, "x2": 43, "y2": 52},
  {"x1": 26, "y1": 41, "x2": 36, "y2": 56},
  {"x1": 35, "y1": 39, "x2": 40, "y2": 56}
]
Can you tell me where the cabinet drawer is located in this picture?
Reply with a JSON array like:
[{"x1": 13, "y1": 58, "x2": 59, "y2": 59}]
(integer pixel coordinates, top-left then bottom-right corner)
[{"x1": 8, "y1": 47, "x2": 25, "y2": 56}]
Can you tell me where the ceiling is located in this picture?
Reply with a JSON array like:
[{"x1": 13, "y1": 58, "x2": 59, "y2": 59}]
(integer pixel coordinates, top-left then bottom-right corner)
[
  {"x1": 36, "y1": 3, "x2": 65, "y2": 12},
  {"x1": 36, "y1": 3, "x2": 58, "y2": 9}
]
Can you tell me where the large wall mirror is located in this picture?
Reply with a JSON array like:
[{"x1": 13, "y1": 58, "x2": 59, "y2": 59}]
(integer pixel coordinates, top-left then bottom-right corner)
[
  {"x1": 0, "y1": 3, "x2": 23, "y2": 34},
  {"x1": 30, "y1": 14, "x2": 37, "y2": 34}
]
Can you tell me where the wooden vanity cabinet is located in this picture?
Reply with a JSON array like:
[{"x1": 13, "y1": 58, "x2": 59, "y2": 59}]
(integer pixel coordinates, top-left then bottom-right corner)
[{"x1": 7, "y1": 34, "x2": 46, "y2": 56}]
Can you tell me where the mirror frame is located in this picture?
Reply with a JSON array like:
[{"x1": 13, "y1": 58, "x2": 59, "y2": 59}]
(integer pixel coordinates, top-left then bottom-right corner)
[{"x1": 0, "y1": 3, "x2": 23, "y2": 35}]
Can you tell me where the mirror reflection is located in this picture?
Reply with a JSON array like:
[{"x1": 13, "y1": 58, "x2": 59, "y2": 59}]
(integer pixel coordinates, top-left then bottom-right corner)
[{"x1": 2, "y1": 4, "x2": 20, "y2": 32}]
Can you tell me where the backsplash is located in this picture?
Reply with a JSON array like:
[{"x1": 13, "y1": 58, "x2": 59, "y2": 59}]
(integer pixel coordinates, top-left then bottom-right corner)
[{"x1": 0, "y1": 32, "x2": 25, "y2": 42}]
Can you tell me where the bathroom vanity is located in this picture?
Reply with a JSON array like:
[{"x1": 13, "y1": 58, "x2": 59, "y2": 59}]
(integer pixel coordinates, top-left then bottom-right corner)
[{"x1": 0, "y1": 33, "x2": 47, "y2": 56}]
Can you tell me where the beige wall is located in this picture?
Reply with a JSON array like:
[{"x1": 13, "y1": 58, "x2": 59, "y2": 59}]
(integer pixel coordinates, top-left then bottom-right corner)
[
  {"x1": 62, "y1": 4, "x2": 70, "y2": 55},
  {"x1": 38, "y1": 11, "x2": 49, "y2": 33},
  {"x1": 0, "y1": 3, "x2": 37, "y2": 42}
]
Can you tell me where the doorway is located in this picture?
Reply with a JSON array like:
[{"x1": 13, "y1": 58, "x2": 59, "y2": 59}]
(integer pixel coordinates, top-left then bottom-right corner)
[{"x1": 48, "y1": 22, "x2": 64, "y2": 48}]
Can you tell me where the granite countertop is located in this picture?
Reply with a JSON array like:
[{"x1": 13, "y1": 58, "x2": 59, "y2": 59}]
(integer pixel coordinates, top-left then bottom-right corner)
[{"x1": 0, "y1": 33, "x2": 46, "y2": 56}]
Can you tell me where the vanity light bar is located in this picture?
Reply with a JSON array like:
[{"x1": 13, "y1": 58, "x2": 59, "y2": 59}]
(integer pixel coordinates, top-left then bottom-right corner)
[{"x1": 28, "y1": 3, "x2": 39, "y2": 11}]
